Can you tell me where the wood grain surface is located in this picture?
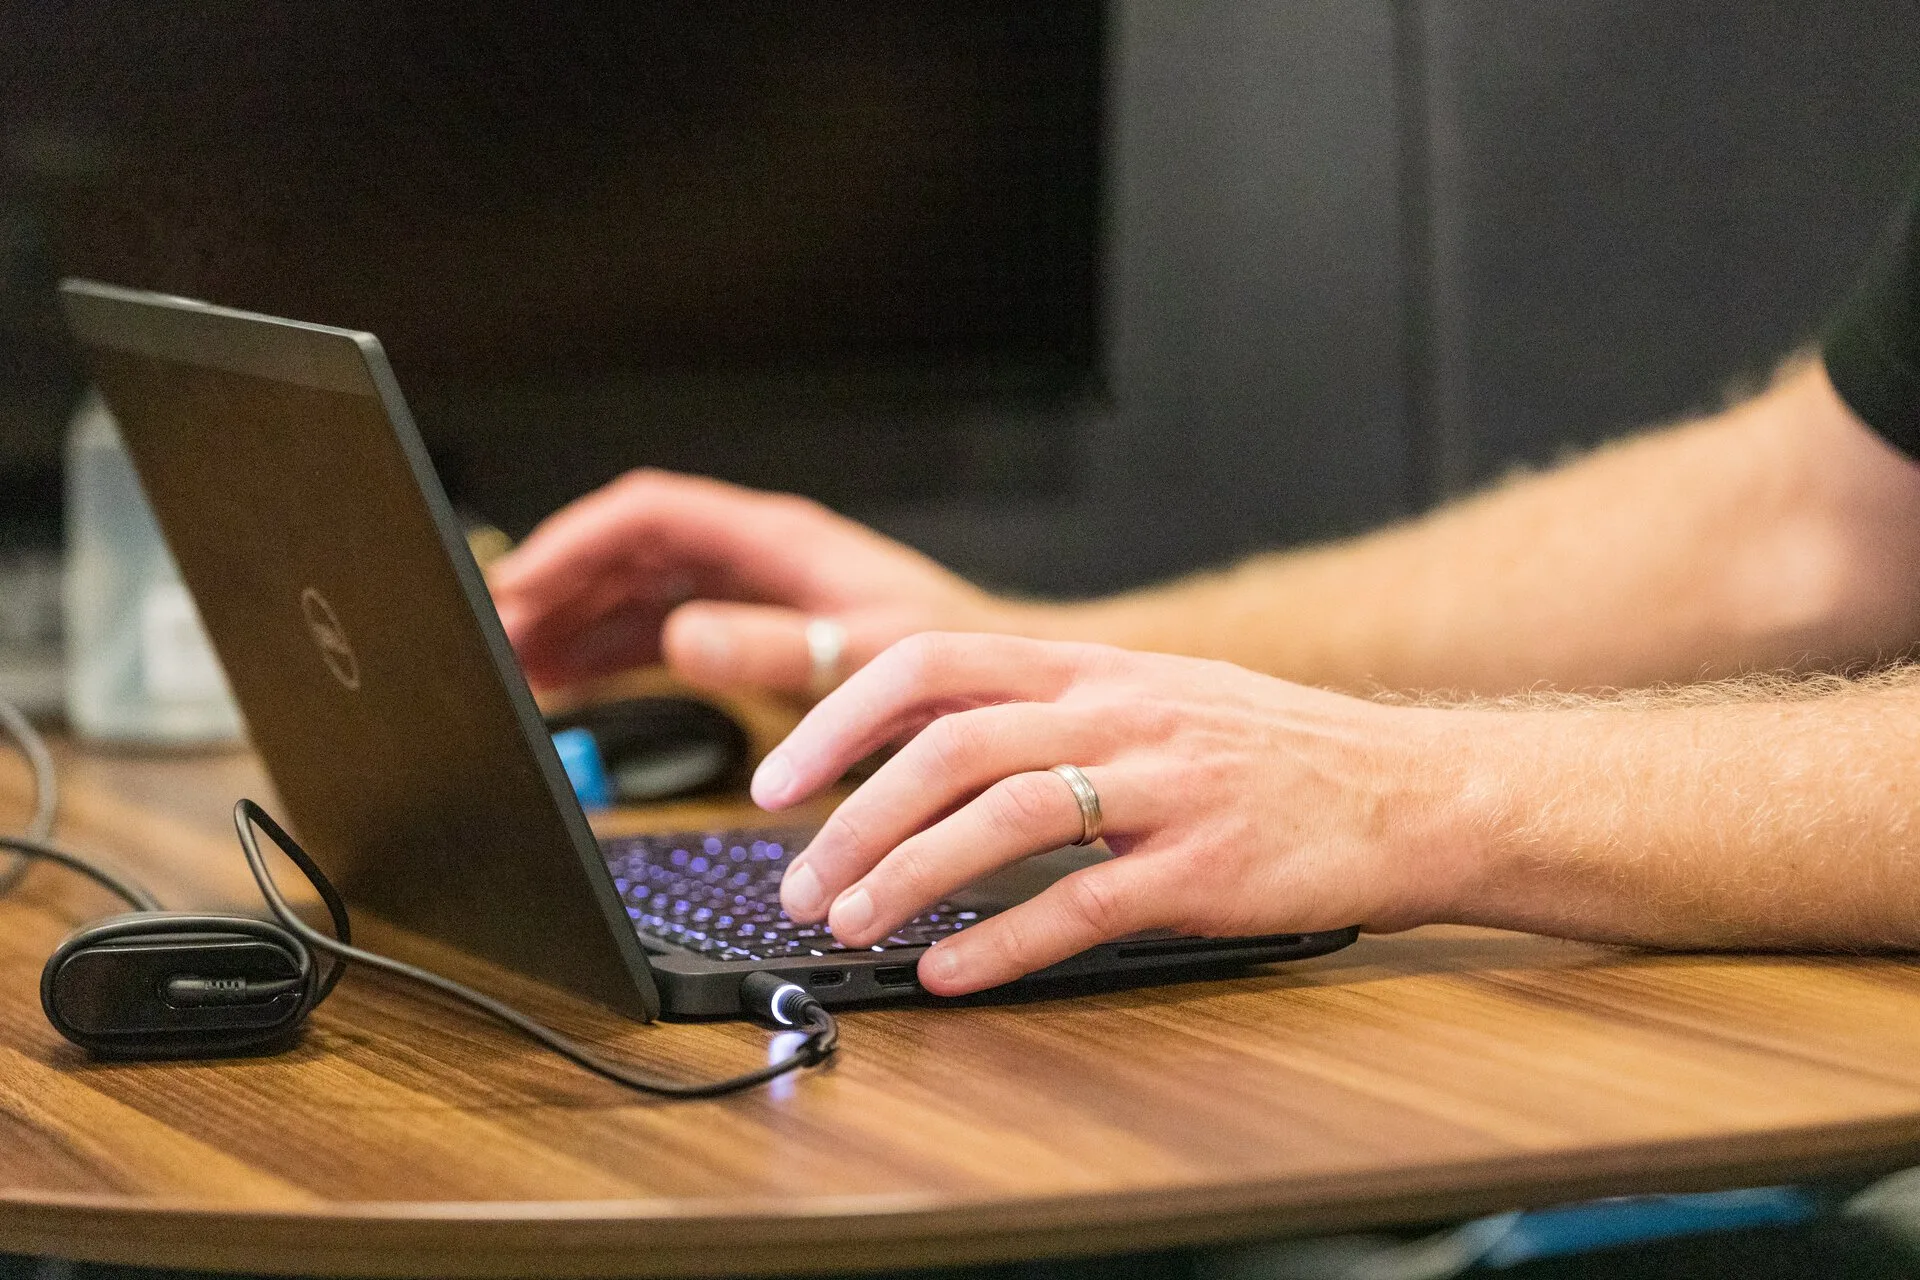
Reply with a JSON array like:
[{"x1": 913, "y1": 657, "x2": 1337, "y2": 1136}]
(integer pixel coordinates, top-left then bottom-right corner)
[{"x1": 3, "y1": 737, "x2": 1920, "y2": 1277}]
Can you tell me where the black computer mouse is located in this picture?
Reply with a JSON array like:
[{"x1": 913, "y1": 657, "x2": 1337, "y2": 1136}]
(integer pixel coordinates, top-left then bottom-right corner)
[{"x1": 545, "y1": 696, "x2": 751, "y2": 804}]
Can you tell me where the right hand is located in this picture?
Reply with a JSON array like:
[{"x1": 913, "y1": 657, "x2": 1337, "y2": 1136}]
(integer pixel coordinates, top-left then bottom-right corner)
[{"x1": 490, "y1": 469, "x2": 1033, "y2": 696}]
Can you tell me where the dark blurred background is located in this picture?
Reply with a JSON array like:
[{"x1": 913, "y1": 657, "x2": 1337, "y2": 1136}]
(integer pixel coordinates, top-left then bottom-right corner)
[{"x1": 2, "y1": 2, "x2": 1917, "y2": 640}]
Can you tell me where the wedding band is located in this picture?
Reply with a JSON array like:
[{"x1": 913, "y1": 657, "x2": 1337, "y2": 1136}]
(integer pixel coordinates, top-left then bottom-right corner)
[
  {"x1": 805, "y1": 617, "x2": 848, "y2": 698},
  {"x1": 1050, "y1": 764, "x2": 1103, "y2": 846}
]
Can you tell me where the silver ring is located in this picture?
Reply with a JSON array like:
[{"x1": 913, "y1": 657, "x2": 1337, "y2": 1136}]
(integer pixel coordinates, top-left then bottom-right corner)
[
  {"x1": 805, "y1": 617, "x2": 848, "y2": 698},
  {"x1": 1049, "y1": 764, "x2": 1103, "y2": 846}
]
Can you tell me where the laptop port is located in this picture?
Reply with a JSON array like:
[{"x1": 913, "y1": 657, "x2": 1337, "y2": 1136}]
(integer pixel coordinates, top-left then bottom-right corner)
[
  {"x1": 873, "y1": 965, "x2": 919, "y2": 988},
  {"x1": 807, "y1": 969, "x2": 847, "y2": 987}
]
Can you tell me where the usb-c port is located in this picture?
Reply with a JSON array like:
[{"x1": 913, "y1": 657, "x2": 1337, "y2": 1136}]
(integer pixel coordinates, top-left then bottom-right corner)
[
  {"x1": 873, "y1": 965, "x2": 919, "y2": 988},
  {"x1": 808, "y1": 969, "x2": 847, "y2": 987}
]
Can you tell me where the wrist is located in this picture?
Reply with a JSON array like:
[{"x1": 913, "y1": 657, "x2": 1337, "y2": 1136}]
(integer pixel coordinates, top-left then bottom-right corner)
[
  {"x1": 1432, "y1": 702, "x2": 1639, "y2": 936},
  {"x1": 1399, "y1": 705, "x2": 1540, "y2": 929}
]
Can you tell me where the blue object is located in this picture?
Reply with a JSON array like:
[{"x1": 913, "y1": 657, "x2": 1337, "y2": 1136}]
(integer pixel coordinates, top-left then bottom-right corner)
[
  {"x1": 551, "y1": 727, "x2": 612, "y2": 809},
  {"x1": 1478, "y1": 1185, "x2": 1817, "y2": 1268}
]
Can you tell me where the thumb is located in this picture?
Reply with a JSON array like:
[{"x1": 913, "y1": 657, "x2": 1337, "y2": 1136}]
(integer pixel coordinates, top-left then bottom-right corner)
[{"x1": 662, "y1": 601, "x2": 892, "y2": 695}]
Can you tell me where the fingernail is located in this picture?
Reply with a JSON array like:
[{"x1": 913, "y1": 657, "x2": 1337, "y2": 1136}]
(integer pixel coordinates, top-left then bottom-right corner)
[
  {"x1": 783, "y1": 860, "x2": 824, "y2": 918},
  {"x1": 752, "y1": 753, "x2": 795, "y2": 807},
  {"x1": 831, "y1": 886, "x2": 874, "y2": 938},
  {"x1": 921, "y1": 945, "x2": 959, "y2": 986}
]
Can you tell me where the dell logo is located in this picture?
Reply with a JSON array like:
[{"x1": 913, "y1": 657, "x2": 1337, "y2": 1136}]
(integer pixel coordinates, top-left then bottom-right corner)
[{"x1": 300, "y1": 587, "x2": 361, "y2": 691}]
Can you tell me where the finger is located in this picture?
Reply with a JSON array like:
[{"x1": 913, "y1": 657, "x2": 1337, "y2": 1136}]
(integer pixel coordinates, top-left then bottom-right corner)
[
  {"x1": 492, "y1": 470, "x2": 813, "y2": 603},
  {"x1": 495, "y1": 555, "x2": 658, "y2": 652},
  {"x1": 493, "y1": 472, "x2": 797, "y2": 684},
  {"x1": 915, "y1": 856, "x2": 1174, "y2": 996},
  {"x1": 661, "y1": 601, "x2": 893, "y2": 695},
  {"x1": 753, "y1": 633, "x2": 1101, "y2": 809},
  {"x1": 489, "y1": 482, "x2": 698, "y2": 652},
  {"x1": 821, "y1": 766, "x2": 1111, "y2": 946},
  {"x1": 491, "y1": 474, "x2": 775, "y2": 598},
  {"x1": 490, "y1": 473, "x2": 837, "y2": 664},
  {"x1": 779, "y1": 703, "x2": 1090, "y2": 921},
  {"x1": 508, "y1": 595, "x2": 669, "y2": 688}
]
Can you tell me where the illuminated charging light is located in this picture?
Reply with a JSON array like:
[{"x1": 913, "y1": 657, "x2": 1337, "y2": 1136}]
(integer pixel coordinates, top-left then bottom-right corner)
[{"x1": 770, "y1": 982, "x2": 806, "y2": 1027}]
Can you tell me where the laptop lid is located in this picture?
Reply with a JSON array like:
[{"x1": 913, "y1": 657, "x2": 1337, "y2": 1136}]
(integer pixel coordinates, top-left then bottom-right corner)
[{"x1": 59, "y1": 280, "x2": 661, "y2": 1021}]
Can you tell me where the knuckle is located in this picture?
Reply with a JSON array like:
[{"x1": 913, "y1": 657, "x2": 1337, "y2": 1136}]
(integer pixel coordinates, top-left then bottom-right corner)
[
  {"x1": 878, "y1": 840, "x2": 941, "y2": 907},
  {"x1": 1057, "y1": 872, "x2": 1131, "y2": 940},
  {"x1": 982, "y1": 917, "x2": 1034, "y2": 976},
  {"x1": 887, "y1": 631, "x2": 948, "y2": 682},
  {"x1": 757, "y1": 489, "x2": 833, "y2": 534},
  {"x1": 814, "y1": 807, "x2": 873, "y2": 867},
  {"x1": 987, "y1": 772, "x2": 1066, "y2": 841},
  {"x1": 860, "y1": 642, "x2": 915, "y2": 696},
  {"x1": 1059, "y1": 640, "x2": 1135, "y2": 686},
  {"x1": 1084, "y1": 642, "x2": 1136, "y2": 678},
  {"x1": 614, "y1": 467, "x2": 669, "y2": 497},
  {"x1": 920, "y1": 712, "x2": 993, "y2": 778},
  {"x1": 1130, "y1": 695, "x2": 1186, "y2": 743},
  {"x1": 767, "y1": 489, "x2": 826, "y2": 518}
]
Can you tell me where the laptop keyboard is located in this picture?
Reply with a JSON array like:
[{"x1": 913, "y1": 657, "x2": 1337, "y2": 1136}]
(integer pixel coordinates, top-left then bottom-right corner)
[{"x1": 600, "y1": 828, "x2": 987, "y2": 962}]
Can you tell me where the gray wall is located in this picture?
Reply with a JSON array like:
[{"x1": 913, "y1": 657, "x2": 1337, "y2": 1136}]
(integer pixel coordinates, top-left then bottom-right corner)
[
  {"x1": 6, "y1": 3, "x2": 1917, "y2": 603},
  {"x1": 1413, "y1": 0, "x2": 1920, "y2": 496},
  {"x1": 871, "y1": 0, "x2": 1920, "y2": 597},
  {"x1": 865, "y1": 0, "x2": 1412, "y2": 596}
]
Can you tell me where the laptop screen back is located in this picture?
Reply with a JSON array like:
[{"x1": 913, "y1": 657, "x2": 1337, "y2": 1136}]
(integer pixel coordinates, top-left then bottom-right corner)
[{"x1": 60, "y1": 281, "x2": 659, "y2": 1020}]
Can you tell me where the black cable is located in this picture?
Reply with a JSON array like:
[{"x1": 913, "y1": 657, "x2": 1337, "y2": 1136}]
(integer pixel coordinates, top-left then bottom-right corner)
[
  {"x1": 0, "y1": 698, "x2": 59, "y2": 895},
  {"x1": 0, "y1": 835, "x2": 161, "y2": 913},
  {"x1": 0, "y1": 695, "x2": 161, "y2": 913},
  {"x1": 231, "y1": 804, "x2": 352, "y2": 1009},
  {"x1": 234, "y1": 800, "x2": 838, "y2": 1099},
  {"x1": 0, "y1": 686, "x2": 836, "y2": 1098}
]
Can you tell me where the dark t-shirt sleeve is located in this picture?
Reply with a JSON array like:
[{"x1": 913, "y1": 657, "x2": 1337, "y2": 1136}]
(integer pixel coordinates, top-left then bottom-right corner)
[{"x1": 1824, "y1": 179, "x2": 1920, "y2": 458}]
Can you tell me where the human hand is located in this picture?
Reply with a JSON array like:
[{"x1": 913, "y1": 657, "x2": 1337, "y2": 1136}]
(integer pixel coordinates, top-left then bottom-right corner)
[
  {"x1": 754, "y1": 633, "x2": 1486, "y2": 995},
  {"x1": 490, "y1": 469, "x2": 1033, "y2": 694}
]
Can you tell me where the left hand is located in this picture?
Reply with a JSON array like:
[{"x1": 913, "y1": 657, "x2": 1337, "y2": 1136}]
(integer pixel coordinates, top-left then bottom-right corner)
[
  {"x1": 488, "y1": 469, "x2": 1037, "y2": 696},
  {"x1": 752, "y1": 633, "x2": 1488, "y2": 995}
]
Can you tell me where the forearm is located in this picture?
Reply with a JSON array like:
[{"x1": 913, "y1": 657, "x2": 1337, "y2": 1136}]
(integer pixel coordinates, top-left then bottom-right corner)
[
  {"x1": 1442, "y1": 673, "x2": 1920, "y2": 950},
  {"x1": 1029, "y1": 362, "x2": 1920, "y2": 695}
]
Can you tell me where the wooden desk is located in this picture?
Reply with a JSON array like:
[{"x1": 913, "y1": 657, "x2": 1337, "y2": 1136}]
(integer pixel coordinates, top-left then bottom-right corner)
[{"x1": 4, "y1": 744, "x2": 1920, "y2": 1277}]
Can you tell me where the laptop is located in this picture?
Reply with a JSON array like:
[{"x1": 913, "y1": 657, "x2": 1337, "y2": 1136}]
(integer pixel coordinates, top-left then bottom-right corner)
[{"x1": 59, "y1": 280, "x2": 1358, "y2": 1019}]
